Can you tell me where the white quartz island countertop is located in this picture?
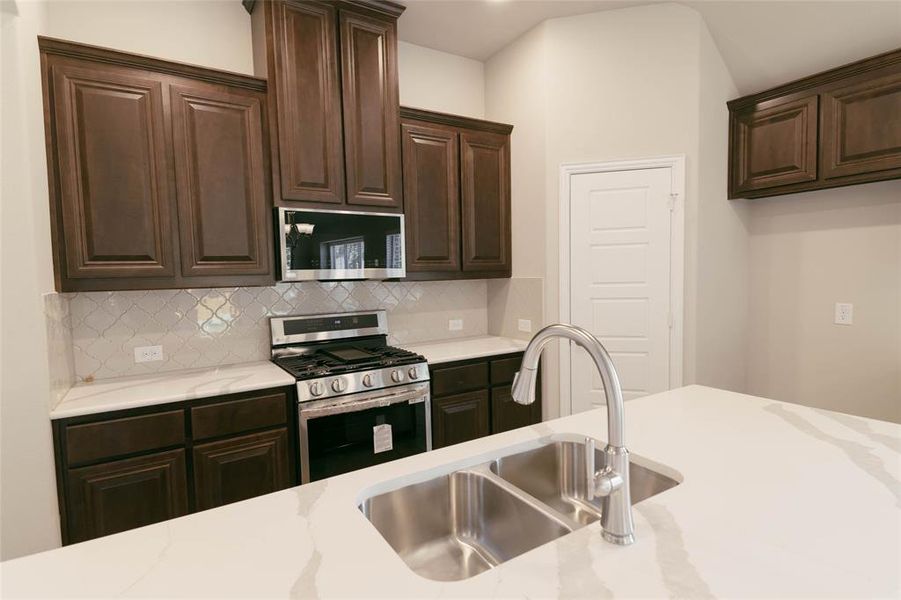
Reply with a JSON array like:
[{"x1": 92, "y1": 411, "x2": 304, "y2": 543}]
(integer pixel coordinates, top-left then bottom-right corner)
[{"x1": 7, "y1": 385, "x2": 899, "y2": 598}]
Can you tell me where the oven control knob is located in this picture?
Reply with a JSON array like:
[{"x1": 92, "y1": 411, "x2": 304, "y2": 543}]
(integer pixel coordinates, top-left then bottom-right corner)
[
  {"x1": 408, "y1": 367, "x2": 420, "y2": 380},
  {"x1": 391, "y1": 369, "x2": 404, "y2": 383},
  {"x1": 331, "y1": 378, "x2": 347, "y2": 393},
  {"x1": 309, "y1": 381, "x2": 324, "y2": 397},
  {"x1": 362, "y1": 373, "x2": 374, "y2": 388}
]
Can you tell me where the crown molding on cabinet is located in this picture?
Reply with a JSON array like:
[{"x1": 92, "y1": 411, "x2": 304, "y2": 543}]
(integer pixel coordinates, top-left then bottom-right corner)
[
  {"x1": 727, "y1": 47, "x2": 901, "y2": 110},
  {"x1": 37, "y1": 37, "x2": 267, "y2": 92},
  {"x1": 243, "y1": 0, "x2": 405, "y2": 19},
  {"x1": 400, "y1": 106, "x2": 514, "y2": 136}
]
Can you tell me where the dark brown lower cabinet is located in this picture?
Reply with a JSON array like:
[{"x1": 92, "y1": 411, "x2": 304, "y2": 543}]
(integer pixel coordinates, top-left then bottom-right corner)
[
  {"x1": 432, "y1": 390, "x2": 490, "y2": 448},
  {"x1": 491, "y1": 385, "x2": 541, "y2": 435},
  {"x1": 193, "y1": 428, "x2": 291, "y2": 511},
  {"x1": 430, "y1": 352, "x2": 541, "y2": 449},
  {"x1": 54, "y1": 386, "x2": 296, "y2": 544},
  {"x1": 66, "y1": 449, "x2": 188, "y2": 544}
]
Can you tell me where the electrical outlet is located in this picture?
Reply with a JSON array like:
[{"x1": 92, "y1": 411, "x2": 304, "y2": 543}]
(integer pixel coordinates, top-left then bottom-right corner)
[
  {"x1": 834, "y1": 302, "x2": 853, "y2": 325},
  {"x1": 448, "y1": 319, "x2": 463, "y2": 331},
  {"x1": 518, "y1": 319, "x2": 532, "y2": 333},
  {"x1": 134, "y1": 345, "x2": 164, "y2": 363}
]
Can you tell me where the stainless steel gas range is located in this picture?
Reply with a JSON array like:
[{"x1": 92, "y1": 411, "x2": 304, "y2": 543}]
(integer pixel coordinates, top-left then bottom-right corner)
[{"x1": 269, "y1": 311, "x2": 431, "y2": 483}]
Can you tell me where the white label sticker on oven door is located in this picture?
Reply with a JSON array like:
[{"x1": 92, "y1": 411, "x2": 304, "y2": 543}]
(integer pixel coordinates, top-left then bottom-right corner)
[{"x1": 373, "y1": 424, "x2": 393, "y2": 454}]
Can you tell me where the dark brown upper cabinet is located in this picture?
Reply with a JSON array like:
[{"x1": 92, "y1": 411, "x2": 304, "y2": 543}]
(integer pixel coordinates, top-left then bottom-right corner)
[
  {"x1": 820, "y1": 72, "x2": 901, "y2": 179},
  {"x1": 730, "y1": 95, "x2": 818, "y2": 195},
  {"x1": 402, "y1": 121, "x2": 460, "y2": 272},
  {"x1": 251, "y1": 1, "x2": 404, "y2": 212},
  {"x1": 728, "y1": 48, "x2": 901, "y2": 199},
  {"x1": 46, "y1": 59, "x2": 176, "y2": 282},
  {"x1": 40, "y1": 38, "x2": 274, "y2": 292},
  {"x1": 400, "y1": 107, "x2": 513, "y2": 281},
  {"x1": 460, "y1": 130, "x2": 511, "y2": 273},
  {"x1": 170, "y1": 83, "x2": 271, "y2": 279},
  {"x1": 254, "y1": 1, "x2": 345, "y2": 204}
]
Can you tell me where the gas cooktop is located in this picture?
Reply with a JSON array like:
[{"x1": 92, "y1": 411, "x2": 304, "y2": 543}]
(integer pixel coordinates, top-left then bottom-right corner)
[
  {"x1": 269, "y1": 311, "x2": 430, "y2": 402},
  {"x1": 272, "y1": 345, "x2": 424, "y2": 380}
]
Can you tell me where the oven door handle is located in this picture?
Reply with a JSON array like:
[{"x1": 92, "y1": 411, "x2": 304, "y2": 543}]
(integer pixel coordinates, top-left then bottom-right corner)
[{"x1": 298, "y1": 386, "x2": 428, "y2": 421}]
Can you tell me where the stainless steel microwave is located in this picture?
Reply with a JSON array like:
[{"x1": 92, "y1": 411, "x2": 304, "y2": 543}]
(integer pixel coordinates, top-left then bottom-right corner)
[{"x1": 277, "y1": 208, "x2": 405, "y2": 281}]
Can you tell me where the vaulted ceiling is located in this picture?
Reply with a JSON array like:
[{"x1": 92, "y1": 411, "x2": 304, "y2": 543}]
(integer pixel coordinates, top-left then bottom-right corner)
[{"x1": 396, "y1": 0, "x2": 901, "y2": 95}]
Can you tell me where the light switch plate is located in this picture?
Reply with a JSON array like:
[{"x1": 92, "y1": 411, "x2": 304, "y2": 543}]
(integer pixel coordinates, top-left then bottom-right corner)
[
  {"x1": 834, "y1": 302, "x2": 853, "y2": 325},
  {"x1": 134, "y1": 345, "x2": 164, "y2": 363},
  {"x1": 448, "y1": 319, "x2": 463, "y2": 331},
  {"x1": 518, "y1": 319, "x2": 532, "y2": 333}
]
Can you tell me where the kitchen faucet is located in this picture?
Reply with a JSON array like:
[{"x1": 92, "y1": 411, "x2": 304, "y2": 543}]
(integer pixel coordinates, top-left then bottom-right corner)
[{"x1": 511, "y1": 324, "x2": 635, "y2": 545}]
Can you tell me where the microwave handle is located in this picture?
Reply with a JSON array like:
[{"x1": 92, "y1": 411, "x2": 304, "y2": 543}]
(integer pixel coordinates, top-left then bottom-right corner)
[{"x1": 298, "y1": 386, "x2": 428, "y2": 421}]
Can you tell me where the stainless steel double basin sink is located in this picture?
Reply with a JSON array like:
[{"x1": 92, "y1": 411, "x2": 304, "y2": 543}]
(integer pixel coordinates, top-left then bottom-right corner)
[{"x1": 359, "y1": 435, "x2": 681, "y2": 581}]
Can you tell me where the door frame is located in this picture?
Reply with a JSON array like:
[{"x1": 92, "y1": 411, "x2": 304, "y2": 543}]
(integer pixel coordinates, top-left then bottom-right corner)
[{"x1": 558, "y1": 155, "x2": 685, "y2": 417}]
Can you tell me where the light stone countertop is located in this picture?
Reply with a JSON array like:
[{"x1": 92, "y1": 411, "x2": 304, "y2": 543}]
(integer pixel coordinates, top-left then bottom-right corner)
[
  {"x1": 50, "y1": 361, "x2": 296, "y2": 420},
  {"x1": 10, "y1": 385, "x2": 900, "y2": 598},
  {"x1": 405, "y1": 335, "x2": 528, "y2": 364}
]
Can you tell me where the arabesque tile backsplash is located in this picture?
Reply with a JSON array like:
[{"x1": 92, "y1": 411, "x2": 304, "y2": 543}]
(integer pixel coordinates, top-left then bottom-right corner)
[{"x1": 66, "y1": 280, "x2": 488, "y2": 381}]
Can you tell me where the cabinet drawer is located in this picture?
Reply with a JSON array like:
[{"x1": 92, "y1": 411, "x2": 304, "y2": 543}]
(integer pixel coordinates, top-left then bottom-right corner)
[
  {"x1": 191, "y1": 390, "x2": 288, "y2": 441},
  {"x1": 430, "y1": 362, "x2": 488, "y2": 396},
  {"x1": 66, "y1": 410, "x2": 185, "y2": 466},
  {"x1": 490, "y1": 355, "x2": 524, "y2": 386}
]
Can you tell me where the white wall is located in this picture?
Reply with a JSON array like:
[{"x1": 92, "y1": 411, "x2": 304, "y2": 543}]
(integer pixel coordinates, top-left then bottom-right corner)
[
  {"x1": 747, "y1": 181, "x2": 901, "y2": 423},
  {"x1": 0, "y1": 0, "x2": 255, "y2": 561},
  {"x1": 398, "y1": 41, "x2": 485, "y2": 118},
  {"x1": 485, "y1": 3, "x2": 750, "y2": 414},
  {"x1": 485, "y1": 24, "x2": 554, "y2": 414},
  {"x1": 694, "y1": 20, "x2": 750, "y2": 391},
  {"x1": 45, "y1": 0, "x2": 254, "y2": 74},
  {"x1": 1, "y1": 0, "x2": 62, "y2": 561}
]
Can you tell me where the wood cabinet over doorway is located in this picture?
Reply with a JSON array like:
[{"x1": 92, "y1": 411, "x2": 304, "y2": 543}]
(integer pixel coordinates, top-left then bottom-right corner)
[{"x1": 728, "y1": 48, "x2": 901, "y2": 199}]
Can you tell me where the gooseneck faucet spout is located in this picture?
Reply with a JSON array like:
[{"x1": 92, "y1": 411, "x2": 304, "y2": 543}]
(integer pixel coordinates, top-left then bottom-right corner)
[{"x1": 511, "y1": 324, "x2": 635, "y2": 545}]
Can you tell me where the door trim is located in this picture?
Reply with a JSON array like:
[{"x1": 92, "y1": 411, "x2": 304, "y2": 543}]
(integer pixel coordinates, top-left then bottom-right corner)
[{"x1": 558, "y1": 156, "x2": 685, "y2": 417}]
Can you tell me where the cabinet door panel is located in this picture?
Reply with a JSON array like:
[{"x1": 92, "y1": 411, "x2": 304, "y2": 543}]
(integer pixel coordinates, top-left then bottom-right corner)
[
  {"x1": 193, "y1": 428, "x2": 291, "y2": 511},
  {"x1": 50, "y1": 61, "x2": 175, "y2": 280},
  {"x1": 731, "y1": 95, "x2": 818, "y2": 194},
  {"x1": 821, "y1": 72, "x2": 901, "y2": 179},
  {"x1": 66, "y1": 450, "x2": 188, "y2": 543},
  {"x1": 432, "y1": 390, "x2": 490, "y2": 449},
  {"x1": 460, "y1": 130, "x2": 510, "y2": 272},
  {"x1": 170, "y1": 83, "x2": 271, "y2": 277},
  {"x1": 491, "y1": 385, "x2": 541, "y2": 435},
  {"x1": 340, "y1": 9, "x2": 402, "y2": 209},
  {"x1": 273, "y1": 0, "x2": 345, "y2": 203},
  {"x1": 402, "y1": 122, "x2": 459, "y2": 271}
]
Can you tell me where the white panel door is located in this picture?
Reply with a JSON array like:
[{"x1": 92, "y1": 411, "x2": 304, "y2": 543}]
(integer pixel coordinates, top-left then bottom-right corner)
[{"x1": 569, "y1": 167, "x2": 672, "y2": 412}]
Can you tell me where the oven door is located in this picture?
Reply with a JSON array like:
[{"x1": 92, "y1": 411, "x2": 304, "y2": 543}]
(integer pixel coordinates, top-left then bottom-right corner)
[
  {"x1": 278, "y1": 207, "x2": 405, "y2": 281},
  {"x1": 297, "y1": 382, "x2": 431, "y2": 483}
]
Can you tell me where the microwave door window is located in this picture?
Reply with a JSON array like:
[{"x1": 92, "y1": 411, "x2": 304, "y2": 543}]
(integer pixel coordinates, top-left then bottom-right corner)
[
  {"x1": 282, "y1": 211, "x2": 403, "y2": 275},
  {"x1": 322, "y1": 237, "x2": 365, "y2": 270},
  {"x1": 386, "y1": 234, "x2": 402, "y2": 269}
]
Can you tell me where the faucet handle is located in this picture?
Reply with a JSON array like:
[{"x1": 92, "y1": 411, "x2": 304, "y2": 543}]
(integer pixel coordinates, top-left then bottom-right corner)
[{"x1": 585, "y1": 437, "x2": 596, "y2": 499}]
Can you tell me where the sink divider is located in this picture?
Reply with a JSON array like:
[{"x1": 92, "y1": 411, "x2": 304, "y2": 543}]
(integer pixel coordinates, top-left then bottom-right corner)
[{"x1": 465, "y1": 463, "x2": 583, "y2": 533}]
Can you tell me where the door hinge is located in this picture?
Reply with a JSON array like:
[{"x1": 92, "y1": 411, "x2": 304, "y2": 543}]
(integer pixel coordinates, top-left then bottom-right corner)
[
  {"x1": 667, "y1": 311, "x2": 674, "y2": 329},
  {"x1": 668, "y1": 193, "x2": 678, "y2": 212}
]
